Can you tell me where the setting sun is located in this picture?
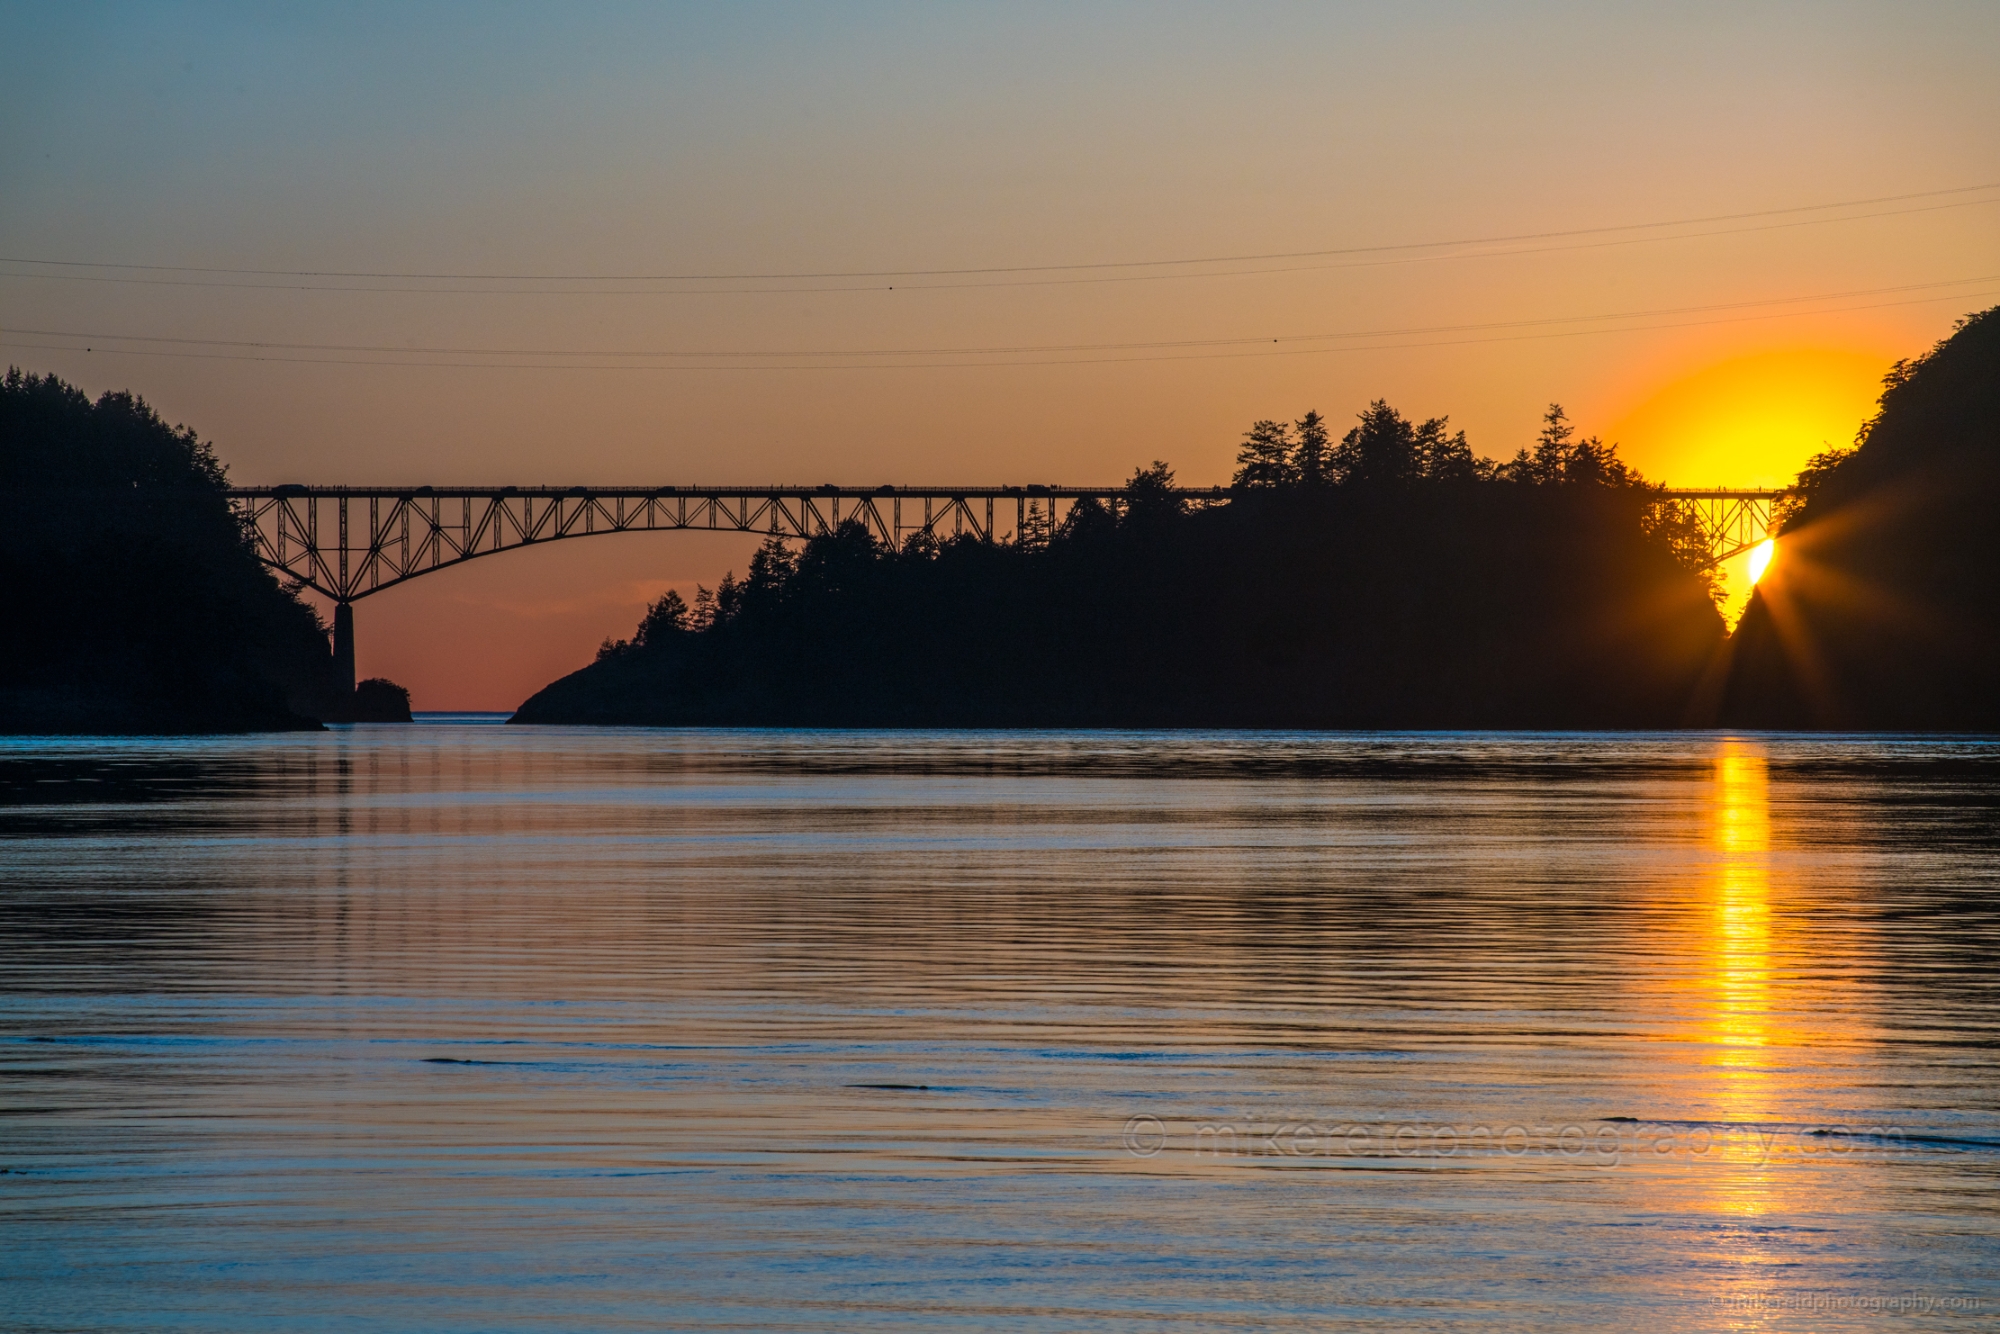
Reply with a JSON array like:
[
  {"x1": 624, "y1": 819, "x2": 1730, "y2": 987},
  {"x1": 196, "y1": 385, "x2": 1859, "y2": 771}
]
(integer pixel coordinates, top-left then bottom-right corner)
[{"x1": 1746, "y1": 538, "x2": 1777, "y2": 587}]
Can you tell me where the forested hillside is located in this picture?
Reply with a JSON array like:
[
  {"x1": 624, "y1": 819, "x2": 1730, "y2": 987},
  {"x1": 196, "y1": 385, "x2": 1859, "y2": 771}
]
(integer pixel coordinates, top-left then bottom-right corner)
[
  {"x1": 1723, "y1": 306, "x2": 2000, "y2": 728},
  {"x1": 0, "y1": 370, "x2": 340, "y2": 733},
  {"x1": 516, "y1": 403, "x2": 1726, "y2": 728}
]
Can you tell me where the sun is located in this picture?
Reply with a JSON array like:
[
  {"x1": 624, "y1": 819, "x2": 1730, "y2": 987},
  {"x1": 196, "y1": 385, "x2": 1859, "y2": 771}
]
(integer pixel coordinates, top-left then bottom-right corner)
[{"x1": 1745, "y1": 538, "x2": 1776, "y2": 587}]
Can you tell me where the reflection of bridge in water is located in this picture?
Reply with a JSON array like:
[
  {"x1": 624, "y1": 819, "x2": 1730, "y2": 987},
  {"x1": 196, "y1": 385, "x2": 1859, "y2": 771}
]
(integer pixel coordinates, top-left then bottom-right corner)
[{"x1": 227, "y1": 484, "x2": 1783, "y2": 690}]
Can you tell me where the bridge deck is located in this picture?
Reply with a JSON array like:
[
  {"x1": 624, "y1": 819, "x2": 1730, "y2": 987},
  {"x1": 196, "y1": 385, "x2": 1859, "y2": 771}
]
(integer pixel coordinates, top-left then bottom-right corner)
[
  {"x1": 231, "y1": 484, "x2": 1215, "y2": 499},
  {"x1": 228, "y1": 484, "x2": 1785, "y2": 500}
]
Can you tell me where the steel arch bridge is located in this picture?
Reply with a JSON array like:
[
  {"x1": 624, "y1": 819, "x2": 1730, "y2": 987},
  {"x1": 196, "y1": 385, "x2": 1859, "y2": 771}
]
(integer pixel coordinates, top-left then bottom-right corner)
[{"x1": 226, "y1": 482, "x2": 1783, "y2": 690}]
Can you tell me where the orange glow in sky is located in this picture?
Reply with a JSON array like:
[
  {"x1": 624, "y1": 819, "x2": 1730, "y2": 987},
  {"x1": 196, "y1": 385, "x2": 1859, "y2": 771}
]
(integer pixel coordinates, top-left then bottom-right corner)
[
  {"x1": 1605, "y1": 347, "x2": 1890, "y2": 489},
  {"x1": 1603, "y1": 346, "x2": 1885, "y2": 622}
]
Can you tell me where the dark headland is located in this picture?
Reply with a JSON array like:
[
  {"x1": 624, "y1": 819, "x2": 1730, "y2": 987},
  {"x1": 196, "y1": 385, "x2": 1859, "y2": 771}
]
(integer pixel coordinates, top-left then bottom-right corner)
[
  {"x1": 0, "y1": 370, "x2": 409, "y2": 733},
  {"x1": 516, "y1": 307, "x2": 2000, "y2": 731}
]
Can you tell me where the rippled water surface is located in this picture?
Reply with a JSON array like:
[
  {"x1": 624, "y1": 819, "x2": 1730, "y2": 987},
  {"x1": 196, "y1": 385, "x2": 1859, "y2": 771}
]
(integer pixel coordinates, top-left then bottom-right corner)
[{"x1": 4, "y1": 724, "x2": 1998, "y2": 1331}]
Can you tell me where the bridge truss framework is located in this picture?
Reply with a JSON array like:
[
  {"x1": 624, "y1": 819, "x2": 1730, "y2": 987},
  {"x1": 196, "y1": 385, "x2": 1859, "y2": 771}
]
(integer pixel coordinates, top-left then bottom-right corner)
[
  {"x1": 228, "y1": 483, "x2": 1784, "y2": 605},
  {"x1": 227, "y1": 483, "x2": 1782, "y2": 691},
  {"x1": 227, "y1": 484, "x2": 1229, "y2": 605},
  {"x1": 1651, "y1": 490, "x2": 1783, "y2": 568}
]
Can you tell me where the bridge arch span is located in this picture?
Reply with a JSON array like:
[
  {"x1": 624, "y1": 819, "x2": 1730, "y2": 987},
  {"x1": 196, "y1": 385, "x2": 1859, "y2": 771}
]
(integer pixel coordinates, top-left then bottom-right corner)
[{"x1": 228, "y1": 484, "x2": 1142, "y2": 605}]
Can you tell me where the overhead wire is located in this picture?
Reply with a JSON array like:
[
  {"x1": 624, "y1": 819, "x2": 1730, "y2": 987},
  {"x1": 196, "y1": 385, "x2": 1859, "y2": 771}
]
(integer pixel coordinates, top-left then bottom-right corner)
[
  {"x1": 1, "y1": 183, "x2": 1996, "y2": 295},
  {"x1": 6, "y1": 277, "x2": 1996, "y2": 372},
  {"x1": 5, "y1": 272, "x2": 1997, "y2": 361}
]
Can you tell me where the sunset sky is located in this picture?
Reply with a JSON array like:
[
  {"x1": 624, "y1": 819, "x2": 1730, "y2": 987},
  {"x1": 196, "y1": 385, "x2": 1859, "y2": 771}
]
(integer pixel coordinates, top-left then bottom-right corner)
[{"x1": 6, "y1": 3, "x2": 1999, "y2": 708}]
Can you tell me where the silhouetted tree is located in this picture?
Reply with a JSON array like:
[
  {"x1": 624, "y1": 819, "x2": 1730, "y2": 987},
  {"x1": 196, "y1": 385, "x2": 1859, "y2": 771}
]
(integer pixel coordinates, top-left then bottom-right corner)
[
  {"x1": 1332, "y1": 400, "x2": 1420, "y2": 486},
  {"x1": 601, "y1": 587, "x2": 694, "y2": 659},
  {"x1": 1292, "y1": 410, "x2": 1334, "y2": 487},
  {"x1": 638, "y1": 588, "x2": 692, "y2": 644},
  {"x1": 1019, "y1": 498, "x2": 1054, "y2": 548},
  {"x1": 794, "y1": 520, "x2": 881, "y2": 597},
  {"x1": 1122, "y1": 460, "x2": 1185, "y2": 528},
  {"x1": 1502, "y1": 403, "x2": 1571, "y2": 485},
  {"x1": 689, "y1": 584, "x2": 720, "y2": 630},
  {"x1": 712, "y1": 571, "x2": 744, "y2": 623},
  {"x1": 1500, "y1": 404, "x2": 1635, "y2": 488},
  {"x1": 1414, "y1": 416, "x2": 1485, "y2": 482},
  {"x1": 1232, "y1": 419, "x2": 1297, "y2": 489},
  {"x1": 1772, "y1": 444, "x2": 1853, "y2": 530}
]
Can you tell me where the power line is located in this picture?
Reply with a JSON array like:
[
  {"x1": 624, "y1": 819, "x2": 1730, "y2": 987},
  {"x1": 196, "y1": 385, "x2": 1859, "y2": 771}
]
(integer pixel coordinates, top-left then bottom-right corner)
[
  {"x1": 7, "y1": 282, "x2": 1995, "y2": 372},
  {"x1": 2, "y1": 182, "x2": 1995, "y2": 292},
  {"x1": 6, "y1": 195, "x2": 1997, "y2": 300},
  {"x1": 6, "y1": 273, "x2": 1993, "y2": 362}
]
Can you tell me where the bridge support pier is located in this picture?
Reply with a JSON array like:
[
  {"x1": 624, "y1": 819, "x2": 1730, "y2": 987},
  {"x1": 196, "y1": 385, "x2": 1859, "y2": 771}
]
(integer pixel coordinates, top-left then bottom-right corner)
[{"x1": 332, "y1": 601, "x2": 356, "y2": 697}]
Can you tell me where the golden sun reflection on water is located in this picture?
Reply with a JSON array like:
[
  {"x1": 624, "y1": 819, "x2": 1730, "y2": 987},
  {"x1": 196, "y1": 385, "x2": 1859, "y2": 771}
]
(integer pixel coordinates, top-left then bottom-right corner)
[{"x1": 1707, "y1": 738, "x2": 1779, "y2": 1220}]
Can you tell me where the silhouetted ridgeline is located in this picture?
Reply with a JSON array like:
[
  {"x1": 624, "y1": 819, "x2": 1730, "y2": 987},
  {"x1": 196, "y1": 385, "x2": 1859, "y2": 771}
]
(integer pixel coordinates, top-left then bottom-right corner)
[
  {"x1": 0, "y1": 370, "x2": 348, "y2": 733},
  {"x1": 1722, "y1": 307, "x2": 2000, "y2": 729},
  {"x1": 515, "y1": 403, "x2": 1727, "y2": 728}
]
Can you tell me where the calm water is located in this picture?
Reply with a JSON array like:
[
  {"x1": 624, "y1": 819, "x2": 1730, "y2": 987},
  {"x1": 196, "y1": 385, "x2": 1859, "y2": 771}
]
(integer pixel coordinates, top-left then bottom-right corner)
[{"x1": 3, "y1": 725, "x2": 1998, "y2": 1331}]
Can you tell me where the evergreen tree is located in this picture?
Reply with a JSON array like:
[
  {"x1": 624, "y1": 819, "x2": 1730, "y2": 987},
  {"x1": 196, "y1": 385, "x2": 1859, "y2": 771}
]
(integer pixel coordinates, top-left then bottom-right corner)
[
  {"x1": 1725, "y1": 305, "x2": 2000, "y2": 728},
  {"x1": 1500, "y1": 403, "x2": 1571, "y2": 484},
  {"x1": 1122, "y1": 460, "x2": 1185, "y2": 526},
  {"x1": 1413, "y1": 416, "x2": 1484, "y2": 482},
  {"x1": 635, "y1": 589, "x2": 691, "y2": 646},
  {"x1": 1332, "y1": 400, "x2": 1419, "y2": 485},
  {"x1": 746, "y1": 537, "x2": 798, "y2": 609},
  {"x1": 1232, "y1": 419, "x2": 1296, "y2": 489},
  {"x1": 793, "y1": 520, "x2": 880, "y2": 596},
  {"x1": 1293, "y1": 410, "x2": 1334, "y2": 487},
  {"x1": 1018, "y1": 499, "x2": 1053, "y2": 548},
  {"x1": 1500, "y1": 404, "x2": 1636, "y2": 487}
]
